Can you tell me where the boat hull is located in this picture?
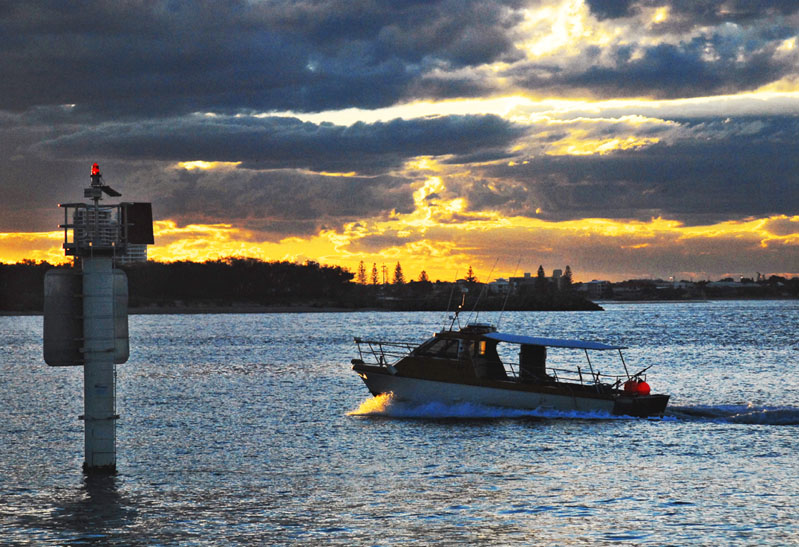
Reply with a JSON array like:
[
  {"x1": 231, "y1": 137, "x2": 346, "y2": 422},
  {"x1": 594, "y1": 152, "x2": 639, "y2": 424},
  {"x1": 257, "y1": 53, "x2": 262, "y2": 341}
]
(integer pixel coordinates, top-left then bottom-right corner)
[{"x1": 354, "y1": 367, "x2": 668, "y2": 418}]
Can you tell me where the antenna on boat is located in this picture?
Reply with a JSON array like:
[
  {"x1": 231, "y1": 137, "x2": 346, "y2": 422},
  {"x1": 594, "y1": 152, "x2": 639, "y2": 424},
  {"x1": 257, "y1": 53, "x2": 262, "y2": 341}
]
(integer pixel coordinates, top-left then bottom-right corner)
[
  {"x1": 496, "y1": 257, "x2": 521, "y2": 331},
  {"x1": 467, "y1": 258, "x2": 498, "y2": 325},
  {"x1": 443, "y1": 269, "x2": 458, "y2": 331},
  {"x1": 630, "y1": 363, "x2": 654, "y2": 379}
]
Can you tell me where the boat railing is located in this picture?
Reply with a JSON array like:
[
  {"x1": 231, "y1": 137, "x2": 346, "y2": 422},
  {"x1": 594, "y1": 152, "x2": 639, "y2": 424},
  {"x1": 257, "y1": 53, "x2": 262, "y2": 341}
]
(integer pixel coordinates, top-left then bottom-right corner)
[
  {"x1": 353, "y1": 338, "x2": 417, "y2": 367},
  {"x1": 503, "y1": 360, "x2": 635, "y2": 389}
]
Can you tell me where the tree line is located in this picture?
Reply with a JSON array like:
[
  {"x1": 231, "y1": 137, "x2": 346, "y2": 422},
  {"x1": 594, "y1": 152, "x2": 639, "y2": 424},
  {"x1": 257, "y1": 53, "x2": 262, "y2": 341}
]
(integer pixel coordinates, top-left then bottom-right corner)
[
  {"x1": 0, "y1": 258, "x2": 599, "y2": 312},
  {"x1": 0, "y1": 258, "x2": 355, "y2": 312}
]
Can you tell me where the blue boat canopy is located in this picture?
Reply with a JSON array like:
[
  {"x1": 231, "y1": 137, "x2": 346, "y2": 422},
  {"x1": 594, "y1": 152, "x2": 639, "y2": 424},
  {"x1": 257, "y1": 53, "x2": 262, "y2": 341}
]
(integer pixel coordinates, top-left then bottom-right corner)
[{"x1": 484, "y1": 332, "x2": 626, "y2": 351}]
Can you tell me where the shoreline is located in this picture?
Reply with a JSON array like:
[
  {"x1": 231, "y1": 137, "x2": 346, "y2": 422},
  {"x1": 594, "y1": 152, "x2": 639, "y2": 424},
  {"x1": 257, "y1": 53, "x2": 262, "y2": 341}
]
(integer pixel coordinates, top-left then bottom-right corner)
[
  {"x1": 130, "y1": 305, "x2": 382, "y2": 314},
  {"x1": 1, "y1": 305, "x2": 596, "y2": 316},
  {"x1": 0, "y1": 305, "x2": 381, "y2": 316},
  {"x1": 3, "y1": 297, "x2": 795, "y2": 316}
]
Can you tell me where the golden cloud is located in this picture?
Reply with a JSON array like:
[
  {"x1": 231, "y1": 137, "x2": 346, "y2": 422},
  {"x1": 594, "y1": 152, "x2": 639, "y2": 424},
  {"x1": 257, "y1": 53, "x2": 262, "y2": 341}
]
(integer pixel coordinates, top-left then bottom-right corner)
[
  {"x1": 176, "y1": 161, "x2": 241, "y2": 171},
  {"x1": 0, "y1": 231, "x2": 68, "y2": 264},
  {"x1": 2, "y1": 190, "x2": 796, "y2": 282}
]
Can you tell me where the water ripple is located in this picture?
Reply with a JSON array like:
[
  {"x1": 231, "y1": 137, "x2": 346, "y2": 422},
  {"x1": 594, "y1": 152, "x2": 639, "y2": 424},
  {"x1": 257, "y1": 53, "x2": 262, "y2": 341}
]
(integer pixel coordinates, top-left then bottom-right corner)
[{"x1": 2, "y1": 304, "x2": 799, "y2": 545}]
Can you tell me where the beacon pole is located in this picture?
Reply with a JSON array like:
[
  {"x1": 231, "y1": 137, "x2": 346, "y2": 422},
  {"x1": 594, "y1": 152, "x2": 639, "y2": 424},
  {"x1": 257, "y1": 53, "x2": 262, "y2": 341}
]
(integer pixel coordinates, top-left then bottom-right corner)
[
  {"x1": 43, "y1": 163, "x2": 153, "y2": 474},
  {"x1": 81, "y1": 251, "x2": 118, "y2": 470},
  {"x1": 79, "y1": 163, "x2": 117, "y2": 471}
]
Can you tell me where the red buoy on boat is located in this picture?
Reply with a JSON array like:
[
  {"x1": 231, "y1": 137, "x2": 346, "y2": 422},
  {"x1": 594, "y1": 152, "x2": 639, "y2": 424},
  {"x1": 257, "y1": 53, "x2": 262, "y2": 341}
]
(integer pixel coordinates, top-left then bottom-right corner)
[{"x1": 623, "y1": 379, "x2": 651, "y2": 395}]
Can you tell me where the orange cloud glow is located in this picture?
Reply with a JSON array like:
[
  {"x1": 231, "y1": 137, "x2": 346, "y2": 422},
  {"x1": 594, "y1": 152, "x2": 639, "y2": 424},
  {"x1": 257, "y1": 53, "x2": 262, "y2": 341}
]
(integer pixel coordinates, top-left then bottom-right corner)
[
  {"x1": 0, "y1": 231, "x2": 69, "y2": 264},
  {"x1": 2, "y1": 200, "x2": 797, "y2": 283}
]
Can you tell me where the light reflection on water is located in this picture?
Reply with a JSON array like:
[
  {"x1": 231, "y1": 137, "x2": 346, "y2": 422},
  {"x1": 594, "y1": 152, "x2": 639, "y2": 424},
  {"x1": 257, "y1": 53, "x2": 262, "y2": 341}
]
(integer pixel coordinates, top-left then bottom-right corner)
[{"x1": 1, "y1": 301, "x2": 798, "y2": 545}]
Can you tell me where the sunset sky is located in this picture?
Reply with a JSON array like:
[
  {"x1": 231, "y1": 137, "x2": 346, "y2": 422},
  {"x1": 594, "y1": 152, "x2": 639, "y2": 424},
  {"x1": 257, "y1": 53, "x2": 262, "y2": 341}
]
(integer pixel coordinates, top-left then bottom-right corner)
[{"x1": 1, "y1": 0, "x2": 797, "y2": 282}]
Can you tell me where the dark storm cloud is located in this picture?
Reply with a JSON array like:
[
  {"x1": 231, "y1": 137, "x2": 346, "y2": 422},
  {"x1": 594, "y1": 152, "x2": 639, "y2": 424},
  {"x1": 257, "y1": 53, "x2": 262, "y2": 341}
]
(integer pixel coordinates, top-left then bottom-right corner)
[
  {"x1": 153, "y1": 167, "x2": 415, "y2": 237},
  {"x1": 0, "y1": 152, "x2": 416, "y2": 236},
  {"x1": 38, "y1": 114, "x2": 524, "y2": 173},
  {"x1": 0, "y1": 0, "x2": 794, "y2": 116},
  {"x1": 0, "y1": 0, "x2": 522, "y2": 116},
  {"x1": 265, "y1": 0, "x2": 524, "y2": 66},
  {"x1": 586, "y1": 0, "x2": 799, "y2": 24},
  {"x1": 2, "y1": 0, "x2": 798, "y2": 243},
  {"x1": 475, "y1": 116, "x2": 799, "y2": 224},
  {"x1": 585, "y1": 0, "x2": 636, "y2": 20},
  {"x1": 508, "y1": 30, "x2": 797, "y2": 100},
  {"x1": 501, "y1": 1, "x2": 799, "y2": 100},
  {"x1": 569, "y1": 42, "x2": 785, "y2": 98},
  {"x1": 25, "y1": 111, "x2": 521, "y2": 235}
]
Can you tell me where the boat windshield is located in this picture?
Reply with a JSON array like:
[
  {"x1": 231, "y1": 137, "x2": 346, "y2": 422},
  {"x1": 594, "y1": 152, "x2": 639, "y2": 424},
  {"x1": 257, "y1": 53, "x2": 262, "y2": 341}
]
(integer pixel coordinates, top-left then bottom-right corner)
[{"x1": 414, "y1": 338, "x2": 459, "y2": 358}]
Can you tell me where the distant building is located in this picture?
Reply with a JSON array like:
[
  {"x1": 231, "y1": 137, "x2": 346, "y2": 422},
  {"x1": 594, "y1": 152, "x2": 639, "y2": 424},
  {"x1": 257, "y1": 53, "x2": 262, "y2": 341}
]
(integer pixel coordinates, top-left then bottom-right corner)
[
  {"x1": 73, "y1": 208, "x2": 148, "y2": 264},
  {"x1": 509, "y1": 272, "x2": 534, "y2": 285},
  {"x1": 577, "y1": 280, "x2": 613, "y2": 299},
  {"x1": 488, "y1": 278, "x2": 510, "y2": 294},
  {"x1": 706, "y1": 280, "x2": 761, "y2": 289},
  {"x1": 552, "y1": 269, "x2": 563, "y2": 289},
  {"x1": 73, "y1": 207, "x2": 117, "y2": 248},
  {"x1": 116, "y1": 244, "x2": 148, "y2": 264},
  {"x1": 510, "y1": 269, "x2": 569, "y2": 291}
]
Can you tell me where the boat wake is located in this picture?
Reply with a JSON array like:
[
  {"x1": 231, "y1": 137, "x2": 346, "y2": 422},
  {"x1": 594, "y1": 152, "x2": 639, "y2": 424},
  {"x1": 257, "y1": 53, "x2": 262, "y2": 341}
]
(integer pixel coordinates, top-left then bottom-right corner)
[
  {"x1": 349, "y1": 395, "x2": 799, "y2": 425},
  {"x1": 347, "y1": 393, "x2": 634, "y2": 420},
  {"x1": 667, "y1": 404, "x2": 799, "y2": 425}
]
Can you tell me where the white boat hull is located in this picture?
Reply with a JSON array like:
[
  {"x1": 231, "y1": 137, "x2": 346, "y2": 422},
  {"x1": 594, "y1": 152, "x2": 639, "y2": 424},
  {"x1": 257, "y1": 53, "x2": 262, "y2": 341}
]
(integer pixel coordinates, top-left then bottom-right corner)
[{"x1": 358, "y1": 370, "x2": 616, "y2": 415}]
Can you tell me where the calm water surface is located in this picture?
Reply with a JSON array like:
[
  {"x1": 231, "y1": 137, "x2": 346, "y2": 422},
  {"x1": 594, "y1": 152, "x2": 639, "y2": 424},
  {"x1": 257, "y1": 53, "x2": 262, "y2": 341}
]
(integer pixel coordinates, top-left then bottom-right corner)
[{"x1": 2, "y1": 301, "x2": 798, "y2": 545}]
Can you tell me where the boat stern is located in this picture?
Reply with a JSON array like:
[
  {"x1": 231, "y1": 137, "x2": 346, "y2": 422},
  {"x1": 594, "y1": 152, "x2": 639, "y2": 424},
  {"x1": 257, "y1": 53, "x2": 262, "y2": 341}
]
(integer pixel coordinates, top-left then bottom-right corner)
[{"x1": 612, "y1": 394, "x2": 670, "y2": 418}]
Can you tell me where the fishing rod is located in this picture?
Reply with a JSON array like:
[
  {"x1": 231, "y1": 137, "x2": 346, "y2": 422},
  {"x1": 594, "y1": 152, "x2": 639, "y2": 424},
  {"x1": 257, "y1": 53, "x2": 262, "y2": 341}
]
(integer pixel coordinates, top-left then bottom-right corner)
[
  {"x1": 496, "y1": 257, "x2": 521, "y2": 331},
  {"x1": 468, "y1": 258, "x2": 499, "y2": 325},
  {"x1": 443, "y1": 269, "x2": 458, "y2": 331}
]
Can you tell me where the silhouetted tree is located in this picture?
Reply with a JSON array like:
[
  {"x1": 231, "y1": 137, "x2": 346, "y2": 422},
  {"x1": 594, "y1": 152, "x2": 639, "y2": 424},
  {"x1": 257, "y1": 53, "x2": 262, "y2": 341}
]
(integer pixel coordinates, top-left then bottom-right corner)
[
  {"x1": 418, "y1": 270, "x2": 430, "y2": 282},
  {"x1": 0, "y1": 260, "x2": 60, "y2": 311},
  {"x1": 465, "y1": 265, "x2": 477, "y2": 283},
  {"x1": 118, "y1": 257, "x2": 354, "y2": 308},
  {"x1": 0, "y1": 258, "x2": 609, "y2": 312},
  {"x1": 357, "y1": 261, "x2": 367, "y2": 284},
  {"x1": 563, "y1": 265, "x2": 573, "y2": 288},
  {"x1": 371, "y1": 263, "x2": 379, "y2": 285},
  {"x1": 535, "y1": 265, "x2": 548, "y2": 292},
  {"x1": 393, "y1": 262, "x2": 405, "y2": 285}
]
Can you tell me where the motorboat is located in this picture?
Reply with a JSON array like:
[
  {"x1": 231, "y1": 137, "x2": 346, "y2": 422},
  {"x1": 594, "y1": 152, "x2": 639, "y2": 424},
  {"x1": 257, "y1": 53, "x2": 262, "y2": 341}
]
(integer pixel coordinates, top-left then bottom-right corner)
[{"x1": 351, "y1": 323, "x2": 669, "y2": 418}]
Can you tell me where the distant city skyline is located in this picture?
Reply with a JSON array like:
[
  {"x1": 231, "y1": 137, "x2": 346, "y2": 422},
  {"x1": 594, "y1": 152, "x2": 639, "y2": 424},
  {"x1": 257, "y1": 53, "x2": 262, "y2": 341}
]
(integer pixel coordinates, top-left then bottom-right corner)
[{"x1": 0, "y1": 1, "x2": 797, "y2": 282}]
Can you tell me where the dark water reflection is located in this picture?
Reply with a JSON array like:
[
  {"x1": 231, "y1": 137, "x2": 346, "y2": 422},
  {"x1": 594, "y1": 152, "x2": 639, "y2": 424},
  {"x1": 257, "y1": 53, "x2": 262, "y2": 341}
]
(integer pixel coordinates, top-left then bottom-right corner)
[
  {"x1": 2, "y1": 302, "x2": 799, "y2": 545},
  {"x1": 6, "y1": 474, "x2": 131, "y2": 545},
  {"x1": 53, "y1": 475, "x2": 130, "y2": 544}
]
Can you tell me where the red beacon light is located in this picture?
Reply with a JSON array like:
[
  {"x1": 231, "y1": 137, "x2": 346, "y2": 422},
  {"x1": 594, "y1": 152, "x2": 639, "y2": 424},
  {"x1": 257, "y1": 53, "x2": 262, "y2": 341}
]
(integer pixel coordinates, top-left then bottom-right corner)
[{"x1": 91, "y1": 163, "x2": 101, "y2": 176}]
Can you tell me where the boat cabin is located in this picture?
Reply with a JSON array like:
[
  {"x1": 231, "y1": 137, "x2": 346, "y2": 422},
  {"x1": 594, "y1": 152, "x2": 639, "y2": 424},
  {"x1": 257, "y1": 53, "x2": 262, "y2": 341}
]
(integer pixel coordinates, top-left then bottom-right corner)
[
  {"x1": 351, "y1": 324, "x2": 669, "y2": 417},
  {"x1": 354, "y1": 323, "x2": 635, "y2": 390}
]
